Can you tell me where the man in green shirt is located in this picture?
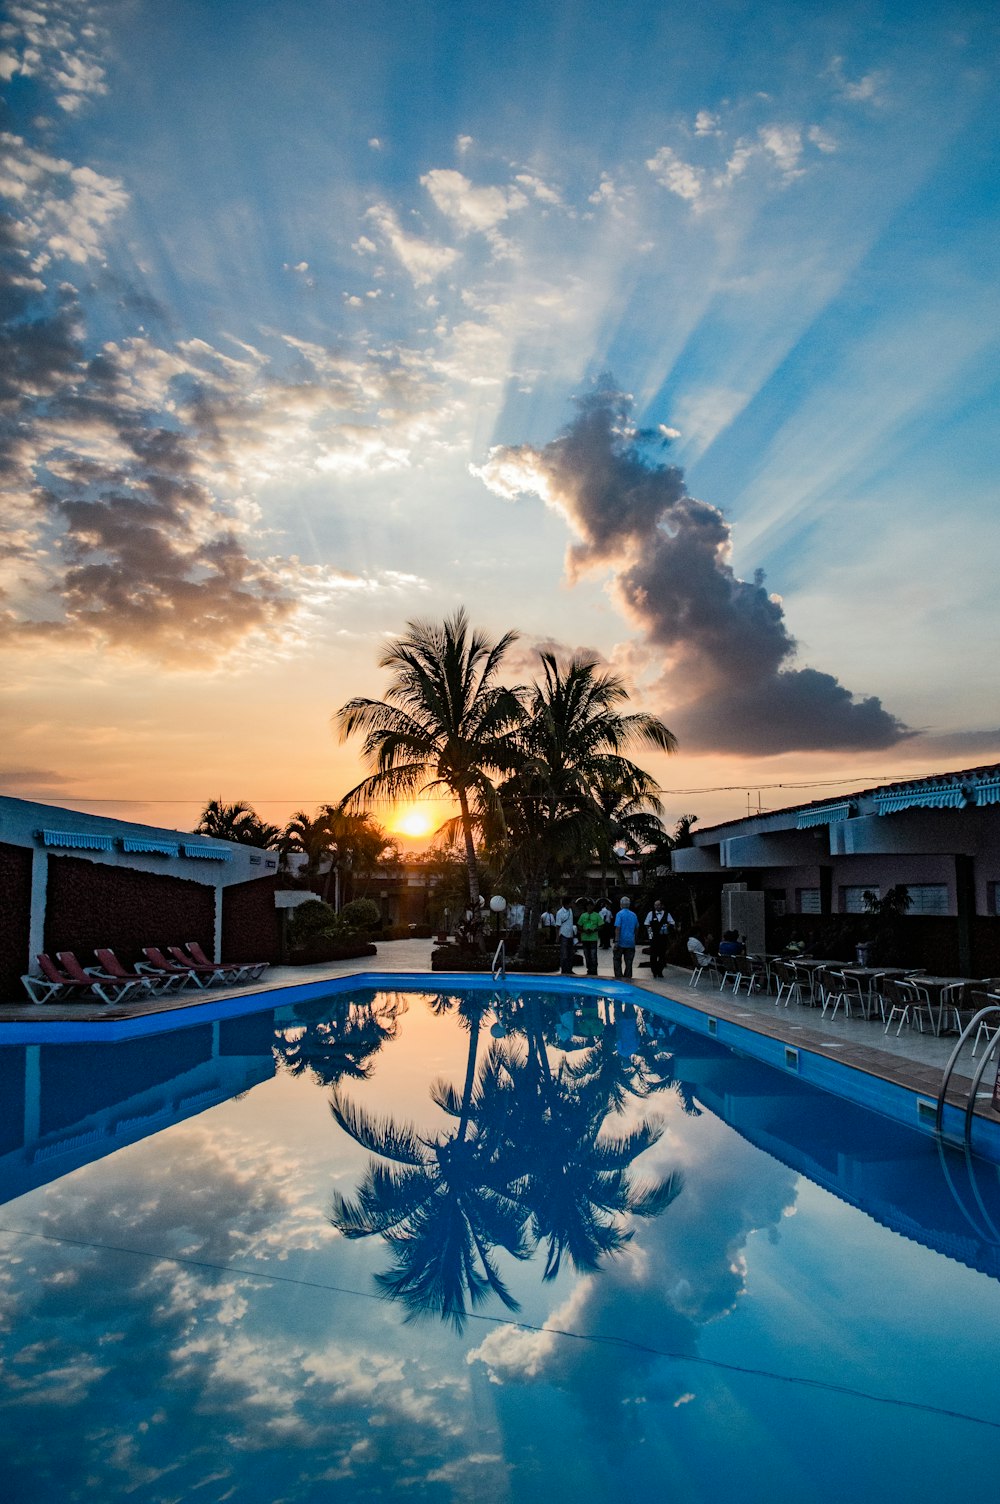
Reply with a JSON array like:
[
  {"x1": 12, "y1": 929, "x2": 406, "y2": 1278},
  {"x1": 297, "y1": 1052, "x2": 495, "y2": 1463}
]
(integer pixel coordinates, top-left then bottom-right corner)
[{"x1": 577, "y1": 900, "x2": 602, "y2": 976}]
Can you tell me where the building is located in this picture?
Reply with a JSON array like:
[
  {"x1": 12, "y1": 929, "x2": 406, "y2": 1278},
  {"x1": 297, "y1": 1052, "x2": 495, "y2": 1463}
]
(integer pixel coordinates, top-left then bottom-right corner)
[
  {"x1": 0, "y1": 797, "x2": 282, "y2": 1001},
  {"x1": 671, "y1": 765, "x2": 1000, "y2": 974}
]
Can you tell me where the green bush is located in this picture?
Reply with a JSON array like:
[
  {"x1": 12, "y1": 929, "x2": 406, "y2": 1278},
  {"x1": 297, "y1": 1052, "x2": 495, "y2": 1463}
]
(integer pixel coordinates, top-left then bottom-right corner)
[
  {"x1": 340, "y1": 897, "x2": 382, "y2": 933},
  {"x1": 287, "y1": 899, "x2": 338, "y2": 947}
]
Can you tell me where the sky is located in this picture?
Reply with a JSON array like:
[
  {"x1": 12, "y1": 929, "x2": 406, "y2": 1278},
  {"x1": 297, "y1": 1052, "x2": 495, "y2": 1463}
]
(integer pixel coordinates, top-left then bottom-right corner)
[{"x1": 1, "y1": 0, "x2": 998, "y2": 843}]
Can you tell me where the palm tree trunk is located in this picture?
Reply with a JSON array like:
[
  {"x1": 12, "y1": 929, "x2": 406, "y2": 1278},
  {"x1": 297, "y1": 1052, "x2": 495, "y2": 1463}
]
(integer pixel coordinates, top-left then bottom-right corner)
[{"x1": 457, "y1": 787, "x2": 481, "y2": 910}]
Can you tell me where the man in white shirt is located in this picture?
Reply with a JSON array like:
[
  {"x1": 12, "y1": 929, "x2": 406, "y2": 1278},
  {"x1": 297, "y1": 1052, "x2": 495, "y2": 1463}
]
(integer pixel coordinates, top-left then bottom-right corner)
[{"x1": 555, "y1": 897, "x2": 576, "y2": 974}]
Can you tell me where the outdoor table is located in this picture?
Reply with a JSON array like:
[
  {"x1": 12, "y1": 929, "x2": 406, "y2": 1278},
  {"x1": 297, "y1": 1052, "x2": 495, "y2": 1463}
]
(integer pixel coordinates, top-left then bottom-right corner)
[{"x1": 902, "y1": 975, "x2": 970, "y2": 1036}]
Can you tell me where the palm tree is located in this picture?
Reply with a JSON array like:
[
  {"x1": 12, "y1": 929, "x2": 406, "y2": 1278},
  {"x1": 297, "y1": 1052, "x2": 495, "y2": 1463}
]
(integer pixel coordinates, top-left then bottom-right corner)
[
  {"x1": 195, "y1": 798, "x2": 280, "y2": 848},
  {"x1": 279, "y1": 808, "x2": 336, "y2": 883},
  {"x1": 496, "y1": 653, "x2": 676, "y2": 951},
  {"x1": 336, "y1": 609, "x2": 525, "y2": 915}
]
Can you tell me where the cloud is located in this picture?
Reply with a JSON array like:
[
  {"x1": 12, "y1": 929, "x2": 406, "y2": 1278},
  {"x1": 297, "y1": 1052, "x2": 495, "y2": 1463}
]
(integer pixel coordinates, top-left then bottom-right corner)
[
  {"x1": 645, "y1": 146, "x2": 705, "y2": 203},
  {"x1": 364, "y1": 203, "x2": 459, "y2": 286},
  {"x1": 1, "y1": 0, "x2": 109, "y2": 113},
  {"x1": 474, "y1": 379, "x2": 911, "y2": 755},
  {"x1": 828, "y1": 56, "x2": 887, "y2": 105},
  {"x1": 0, "y1": 204, "x2": 436, "y2": 664},
  {"x1": 421, "y1": 169, "x2": 527, "y2": 234}
]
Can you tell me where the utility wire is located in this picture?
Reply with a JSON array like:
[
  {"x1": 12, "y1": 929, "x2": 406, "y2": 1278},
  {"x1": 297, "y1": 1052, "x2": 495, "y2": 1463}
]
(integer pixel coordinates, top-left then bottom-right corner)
[{"x1": 1, "y1": 1223, "x2": 998, "y2": 1434}]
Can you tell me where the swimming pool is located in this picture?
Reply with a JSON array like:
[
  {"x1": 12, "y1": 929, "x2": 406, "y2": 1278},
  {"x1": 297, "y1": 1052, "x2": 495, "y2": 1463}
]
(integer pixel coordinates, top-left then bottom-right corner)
[{"x1": 2, "y1": 977, "x2": 999, "y2": 1501}]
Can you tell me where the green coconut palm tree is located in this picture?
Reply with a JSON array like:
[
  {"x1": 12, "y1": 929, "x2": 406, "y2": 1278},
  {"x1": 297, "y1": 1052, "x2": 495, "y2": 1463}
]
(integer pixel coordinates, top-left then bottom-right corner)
[
  {"x1": 336, "y1": 609, "x2": 525, "y2": 916},
  {"x1": 496, "y1": 653, "x2": 676, "y2": 951}
]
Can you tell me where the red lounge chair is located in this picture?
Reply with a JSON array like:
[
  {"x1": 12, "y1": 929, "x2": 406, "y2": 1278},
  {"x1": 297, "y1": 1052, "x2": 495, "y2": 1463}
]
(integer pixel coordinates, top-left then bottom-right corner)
[
  {"x1": 186, "y1": 941, "x2": 268, "y2": 983},
  {"x1": 167, "y1": 945, "x2": 235, "y2": 985},
  {"x1": 138, "y1": 946, "x2": 210, "y2": 988},
  {"x1": 57, "y1": 950, "x2": 148, "y2": 1005},
  {"x1": 23, "y1": 953, "x2": 119, "y2": 1007},
  {"x1": 94, "y1": 948, "x2": 175, "y2": 996}
]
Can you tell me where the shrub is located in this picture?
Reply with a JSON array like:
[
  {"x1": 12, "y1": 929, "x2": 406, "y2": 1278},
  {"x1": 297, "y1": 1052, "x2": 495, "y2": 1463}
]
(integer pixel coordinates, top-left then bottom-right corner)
[
  {"x1": 287, "y1": 899, "x2": 340, "y2": 948},
  {"x1": 340, "y1": 897, "x2": 382, "y2": 933}
]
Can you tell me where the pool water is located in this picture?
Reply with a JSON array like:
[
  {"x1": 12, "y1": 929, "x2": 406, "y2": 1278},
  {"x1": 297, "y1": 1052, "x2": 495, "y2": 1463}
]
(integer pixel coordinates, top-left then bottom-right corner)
[{"x1": 1, "y1": 982, "x2": 999, "y2": 1502}]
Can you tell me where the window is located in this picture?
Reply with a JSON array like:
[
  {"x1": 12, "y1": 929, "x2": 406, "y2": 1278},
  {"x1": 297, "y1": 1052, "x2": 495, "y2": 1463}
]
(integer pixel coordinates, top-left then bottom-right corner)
[
  {"x1": 841, "y1": 885, "x2": 877, "y2": 914},
  {"x1": 797, "y1": 888, "x2": 821, "y2": 914},
  {"x1": 765, "y1": 888, "x2": 786, "y2": 917},
  {"x1": 989, "y1": 882, "x2": 1000, "y2": 917},
  {"x1": 905, "y1": 884, "x2": 949, "y2": 915}
]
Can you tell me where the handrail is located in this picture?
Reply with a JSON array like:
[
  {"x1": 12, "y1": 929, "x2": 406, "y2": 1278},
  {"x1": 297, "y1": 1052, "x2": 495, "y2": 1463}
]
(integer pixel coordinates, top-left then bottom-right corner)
[
  {"x1": 491, "y1": 939, "x2": 506, "y2": 983},
  {"x1": 934, "y1": 1000, "x2": 1000, "y2": 1144}
]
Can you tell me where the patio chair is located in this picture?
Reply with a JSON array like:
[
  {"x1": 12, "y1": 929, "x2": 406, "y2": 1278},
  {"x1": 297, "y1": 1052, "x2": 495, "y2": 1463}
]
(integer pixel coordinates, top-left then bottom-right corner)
[
  {"x1": 818, "y1": 968, "x2": 847, "y2": 1019},
  {"x1": 788, "y1": 960, "x2": 818, "y2": 1005},
  {"x1": 968, "y1": 990, "x2": 1000, "y2": 1058},
  {"x1": 185, "y1": 941, "x2": 267, "y2": 983},
  {"x1": 717, "y1": 956, "x2": 742, "y2": 992},
  {"x1": 27, "y1": 953, "x2": 124, "y2": 1007},
  {"x1": 771, "y1": 960, "x2": 803, "y2": 1008},
  {"x1": 688, "y1": 952, "x2": 713, "y2": 987},
  {"x1": 882, "y1": 976, "x2": 923, "y2": 1036},
  {"x1": 732, "y1": 956, "x2": 764, "y2": 995},
  {"x1": 165, "y1": 945, "x2": 236, "y2": 985},
  {"x1": 95, "y1": 947, "x2": 176, "y2": 996},
  {"x1": 56, "y1": 950, "x2": 149, "y2": 1004},
  {"x1": 21, "y1": 954, "x2": 101, "y2": 1004},
  {"x1": 138, "y1": 946, "x2": 210, "y2": 989}
]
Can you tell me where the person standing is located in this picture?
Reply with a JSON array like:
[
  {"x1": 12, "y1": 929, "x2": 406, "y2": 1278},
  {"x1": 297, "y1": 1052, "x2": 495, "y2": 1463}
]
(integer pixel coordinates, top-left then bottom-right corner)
[
  {"x1": 555, "y1": 896, "x2": 576, "y2": 975},
  {"x1": 577, "y1": 899, "x2": 602, "y2": 976},
  {"x1": 613, "y1": 897, "x2": 639, "y2": 978},
  {"x1": 598, "y1": 898, "x2": 614, "y2": 949},
  {"x1": 644, "y1": 899, "x2": 675, "y2": 978}
]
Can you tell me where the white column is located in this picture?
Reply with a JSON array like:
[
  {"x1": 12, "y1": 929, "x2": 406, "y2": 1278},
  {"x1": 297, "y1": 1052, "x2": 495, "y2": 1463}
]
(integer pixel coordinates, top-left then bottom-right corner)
[{"x1": 28, "y1": 848, "x2": 48, "y2": 969}]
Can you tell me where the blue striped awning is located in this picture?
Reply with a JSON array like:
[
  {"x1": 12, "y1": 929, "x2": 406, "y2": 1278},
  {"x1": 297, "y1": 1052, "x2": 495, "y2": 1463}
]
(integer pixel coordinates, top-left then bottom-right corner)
[
  {"x1": 973, "y1": 777, "x2": 1000, "y2": 807},
  {"x1": 874, "y1": 786, "x2": 966, "y2": 814},
  {"x1": 182, "y1": 843, "x2": 232, "y2": 861},
  {"x1": 796, "y1": 802, "x2": 853, "y2": 829},
  {"x1": 41, "y1": 829, "x2": 113, "y2": 851},
  {"x1": 121, "y1": 836, "x2": 179, "y2": 856}
]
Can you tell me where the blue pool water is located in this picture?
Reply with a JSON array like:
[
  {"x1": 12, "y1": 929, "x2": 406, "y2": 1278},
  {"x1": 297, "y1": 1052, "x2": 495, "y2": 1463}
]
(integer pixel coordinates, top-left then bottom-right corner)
[{"x1": 1, "y1": 978, "x2": 999, "y2": 1502}]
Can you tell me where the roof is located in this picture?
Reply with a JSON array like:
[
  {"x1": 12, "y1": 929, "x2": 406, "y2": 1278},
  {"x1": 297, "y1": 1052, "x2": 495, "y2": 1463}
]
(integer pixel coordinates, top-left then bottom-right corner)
[{"x1": 690, "y1": 763, "x2": 1000, "y2": 842}]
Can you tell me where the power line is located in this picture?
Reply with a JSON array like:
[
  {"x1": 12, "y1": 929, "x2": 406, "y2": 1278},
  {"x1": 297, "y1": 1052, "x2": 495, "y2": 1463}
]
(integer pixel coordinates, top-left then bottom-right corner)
[
  {"x1": 2, "y1": 1223, "x2": 997, "y2": 1434},
  {"x1": 0, "y1": 774, "x2": 932, "y2": 806}
]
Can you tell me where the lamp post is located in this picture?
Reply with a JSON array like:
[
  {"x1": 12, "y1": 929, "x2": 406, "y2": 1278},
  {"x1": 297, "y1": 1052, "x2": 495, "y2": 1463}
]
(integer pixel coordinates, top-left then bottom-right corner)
[{"x1": 489, "y1": 893, "x2": 507, "y2": 943}]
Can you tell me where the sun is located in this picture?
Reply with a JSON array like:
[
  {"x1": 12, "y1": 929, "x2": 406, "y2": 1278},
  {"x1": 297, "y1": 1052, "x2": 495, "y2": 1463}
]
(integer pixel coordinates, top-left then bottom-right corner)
[{"x1": 394, "y1": 808, "x2": 433, "y2": 839}]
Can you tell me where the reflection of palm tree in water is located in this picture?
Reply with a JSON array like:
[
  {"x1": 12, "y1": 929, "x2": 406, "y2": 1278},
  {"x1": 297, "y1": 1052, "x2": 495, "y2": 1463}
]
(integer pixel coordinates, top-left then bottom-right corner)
[
  {"x1": 329, "y1": 991, "x2": 682, "y2": 1326},
  {"x1": 331, "y1": 995, "x2": 529, "y2": 1331},
  {"x1": 274, "y1": 993, "x2": 407, "y2": 1087}
]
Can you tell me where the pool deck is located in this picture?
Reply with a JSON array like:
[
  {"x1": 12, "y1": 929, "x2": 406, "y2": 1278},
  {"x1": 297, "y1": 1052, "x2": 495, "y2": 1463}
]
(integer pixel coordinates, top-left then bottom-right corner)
[{"x1": 4, "y1": 940, "x2": 998, "y2": 1125}]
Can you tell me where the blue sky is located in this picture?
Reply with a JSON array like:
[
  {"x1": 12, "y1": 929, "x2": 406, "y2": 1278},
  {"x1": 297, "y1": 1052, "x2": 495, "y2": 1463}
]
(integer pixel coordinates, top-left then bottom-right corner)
[{"x1": 1, "y1": 0, "x2": 998, "y2": 832}]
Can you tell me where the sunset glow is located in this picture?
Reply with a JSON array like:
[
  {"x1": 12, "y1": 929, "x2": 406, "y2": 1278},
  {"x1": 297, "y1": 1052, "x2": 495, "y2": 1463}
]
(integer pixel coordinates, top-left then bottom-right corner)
[{"x1": 0, "y1": 0, "x2": 997, "y2": 830}]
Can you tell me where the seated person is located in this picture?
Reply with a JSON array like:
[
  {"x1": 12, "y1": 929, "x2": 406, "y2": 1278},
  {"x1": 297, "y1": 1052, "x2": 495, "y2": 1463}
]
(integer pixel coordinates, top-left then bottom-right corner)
[
  {"x1": 718, "y1": 929, "x2": 745, "y2": 957},
  {"x1": 687, "y1": 930, "x2": 711, "y2": 961}
]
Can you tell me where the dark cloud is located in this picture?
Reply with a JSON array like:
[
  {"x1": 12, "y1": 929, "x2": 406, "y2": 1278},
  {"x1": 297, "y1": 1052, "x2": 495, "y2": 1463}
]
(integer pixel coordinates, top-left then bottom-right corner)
[
  {"x1": 479, "y1": 378, "x2": 911, "y2": 755},
  {"x1": 0, "y1": 213, "x2": 302, "y2": 663},
  {"x1": 503, "y1": 633, "x2": 611, "y2": 680}
]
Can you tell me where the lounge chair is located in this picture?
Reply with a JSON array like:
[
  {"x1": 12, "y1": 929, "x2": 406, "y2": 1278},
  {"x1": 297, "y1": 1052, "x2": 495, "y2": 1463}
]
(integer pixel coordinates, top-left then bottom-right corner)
[
  {"x1": 94, "y1": 948, "x2": 176, "y2": 996},
  {"x1": 22, "y1": 953, "x2": 122, "y2": 1007},
  {"x1": 138, "y1": 946, "x2": 211, "y2": 989},
  {"x1": 57, "y1": 950, "x2": 149, "y2": 1005},
  {"x1": 185, "y1": 941, "x2": 268, "y2": 983},
  {"x1": 167, "y1": 945, "x2": 238, "y2": 985}
]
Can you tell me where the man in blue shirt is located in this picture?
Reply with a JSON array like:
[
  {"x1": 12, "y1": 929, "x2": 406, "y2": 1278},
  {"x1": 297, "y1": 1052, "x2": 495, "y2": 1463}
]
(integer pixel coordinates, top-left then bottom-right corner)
[{"x1": 613, "y1": 897, "x2": 639, "y2": 978}]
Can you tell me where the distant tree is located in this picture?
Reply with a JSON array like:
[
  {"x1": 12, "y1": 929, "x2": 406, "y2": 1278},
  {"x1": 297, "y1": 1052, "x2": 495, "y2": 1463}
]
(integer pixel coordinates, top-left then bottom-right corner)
[{"x1": 195, "y1": 799, "x2": 280, "y2": 848}]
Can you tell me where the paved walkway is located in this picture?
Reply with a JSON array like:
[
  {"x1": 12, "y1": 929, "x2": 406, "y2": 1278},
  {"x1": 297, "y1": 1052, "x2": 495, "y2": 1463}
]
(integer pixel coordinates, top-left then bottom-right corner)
[{"x1": 5, "y1": 940, "x2": 998, "y2": 1123}]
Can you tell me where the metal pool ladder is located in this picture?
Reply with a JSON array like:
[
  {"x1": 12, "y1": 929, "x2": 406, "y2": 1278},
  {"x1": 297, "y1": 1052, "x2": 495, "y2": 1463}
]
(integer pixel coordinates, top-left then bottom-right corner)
[
  {"x1": 491, "y1": 939, "x2": 506, "y2": 982},
  {"x1": 934, "y1": 1000, "x2": 1000, "y2": 1149}
]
